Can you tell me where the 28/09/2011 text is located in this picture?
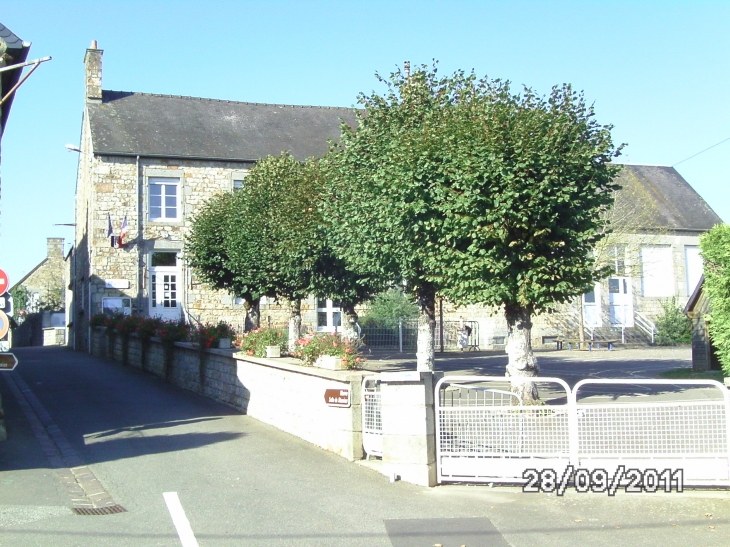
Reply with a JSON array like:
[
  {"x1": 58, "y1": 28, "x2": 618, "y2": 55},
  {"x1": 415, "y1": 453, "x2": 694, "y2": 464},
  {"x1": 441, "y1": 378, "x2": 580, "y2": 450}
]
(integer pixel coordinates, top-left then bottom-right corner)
[{"x1": 522, "y1": 466, "x2": 684, "y2": 495}]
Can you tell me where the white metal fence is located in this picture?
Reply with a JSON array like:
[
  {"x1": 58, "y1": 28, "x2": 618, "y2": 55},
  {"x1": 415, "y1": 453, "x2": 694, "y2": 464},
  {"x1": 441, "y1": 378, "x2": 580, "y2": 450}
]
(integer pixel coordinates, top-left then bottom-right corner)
[
  {"x1": 362, "y1": 376, "x2": 382, "y2": 458},
  {"x1": 435, "y1": 376, "x2": 730, "y2": 486}
]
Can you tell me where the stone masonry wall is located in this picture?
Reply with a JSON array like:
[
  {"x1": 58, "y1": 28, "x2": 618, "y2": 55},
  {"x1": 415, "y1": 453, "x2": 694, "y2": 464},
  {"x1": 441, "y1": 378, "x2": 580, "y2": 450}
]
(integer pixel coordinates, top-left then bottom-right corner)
[{"x1": 90, "y1": 327, "x2": 365, "y2": 460}]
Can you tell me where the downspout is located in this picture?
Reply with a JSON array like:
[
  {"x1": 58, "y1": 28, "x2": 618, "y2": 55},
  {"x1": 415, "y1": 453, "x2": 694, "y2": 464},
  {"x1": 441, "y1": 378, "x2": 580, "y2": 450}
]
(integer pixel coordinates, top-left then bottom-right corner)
[{"x1": 136, "y1": 155, "x2": 141, "y2": 314}]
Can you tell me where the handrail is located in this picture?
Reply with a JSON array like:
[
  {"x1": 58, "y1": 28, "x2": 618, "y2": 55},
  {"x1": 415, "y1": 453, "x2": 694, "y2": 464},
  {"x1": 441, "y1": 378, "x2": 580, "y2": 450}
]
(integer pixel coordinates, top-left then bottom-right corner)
[{"x1": 634, "y1": 312, "x2": 656, "y2": 344}]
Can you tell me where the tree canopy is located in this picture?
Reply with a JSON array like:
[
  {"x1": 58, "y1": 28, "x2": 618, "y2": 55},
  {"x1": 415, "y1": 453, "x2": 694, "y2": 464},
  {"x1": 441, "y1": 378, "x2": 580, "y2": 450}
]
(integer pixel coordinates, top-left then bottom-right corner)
[
  {"x1": 700, "y1": 223, "x2": 730, "y2": 374},
  {"x1": 323, "y1": 64, "x2": 622, "y2": 385}
]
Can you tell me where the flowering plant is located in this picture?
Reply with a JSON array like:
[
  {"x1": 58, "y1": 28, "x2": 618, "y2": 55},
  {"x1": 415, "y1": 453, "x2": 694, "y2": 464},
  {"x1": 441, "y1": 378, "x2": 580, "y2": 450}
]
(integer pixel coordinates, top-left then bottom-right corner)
[
  {"x1": 293, "y1": 332, "x2": 362, "y2": 369},
  {"x1": 156, "y1": 319, "x2": 190, "y2": 346},
  {"x1": 236, "y1": 327, "x2": 287, "y2": 357},
  {"x1": 191, "y1": 323, "x2": 219, "y2": 349},
  {"x1": 214, "y1": 321, "x2": 237, "y2": 340}
]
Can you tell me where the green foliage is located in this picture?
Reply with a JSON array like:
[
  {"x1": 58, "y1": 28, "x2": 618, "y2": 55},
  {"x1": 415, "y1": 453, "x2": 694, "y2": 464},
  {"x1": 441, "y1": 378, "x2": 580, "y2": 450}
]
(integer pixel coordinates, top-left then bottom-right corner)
[
  {"x1": 700, "y1": 223, "x2": 730, "y2": 375},
  {"x1": 191, "y1": 321, "x2": 237, "y2": 349},
  {"x1": 359, "y1": 287, "x2": 418, "y2": 327},
  {"x1": 156, "y1": 319, "x2": 191, "y2": 346},
  {"x1": 655, "y1": 297, "x2": 692, "y2": 346},
  {"x1": 292, "y1": 332, "x2": 362, "y2": 369},
  {"x1": 10, "y1": 285, "x2": 30, "y2": 314},
  {"x1": 323, "y1": 64, "x2": 622, "y2": 330},
  {"x1": 236, "y1": 327, "x2": 287, "y2": 357},
  {"x1": 186, "y1": 153, "x2": 383, "y2": 315}
]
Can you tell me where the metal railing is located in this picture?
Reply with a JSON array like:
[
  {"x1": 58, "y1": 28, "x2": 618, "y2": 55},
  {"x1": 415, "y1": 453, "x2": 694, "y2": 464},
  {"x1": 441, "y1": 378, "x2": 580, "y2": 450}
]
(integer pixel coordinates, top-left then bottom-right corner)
[
  {"x1": 634, "y1": 312, "x2": 656, "y2": 344},
  {"x1": 357, "y1": 319, "x2": 479, "y2": 352},
  {"x1": 362, "y1": 376, "x2": 382, "y2": 458},
  {"x1": 434, "y1": 376, "x2": 730, "y2": 486}
]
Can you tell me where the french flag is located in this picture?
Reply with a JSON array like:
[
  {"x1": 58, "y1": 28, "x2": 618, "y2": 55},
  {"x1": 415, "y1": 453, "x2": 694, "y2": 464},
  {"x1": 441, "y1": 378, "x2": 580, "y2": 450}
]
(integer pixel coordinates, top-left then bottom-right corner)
[{"x1": 118, "y1": 215, "x2": 128, "y2": 248}]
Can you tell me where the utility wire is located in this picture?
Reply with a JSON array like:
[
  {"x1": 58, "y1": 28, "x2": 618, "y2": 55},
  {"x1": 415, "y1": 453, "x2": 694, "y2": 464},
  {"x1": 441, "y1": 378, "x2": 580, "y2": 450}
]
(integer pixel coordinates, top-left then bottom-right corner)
[{"x1": 673, "y1": 136, "x2": 730, "y2": 167}]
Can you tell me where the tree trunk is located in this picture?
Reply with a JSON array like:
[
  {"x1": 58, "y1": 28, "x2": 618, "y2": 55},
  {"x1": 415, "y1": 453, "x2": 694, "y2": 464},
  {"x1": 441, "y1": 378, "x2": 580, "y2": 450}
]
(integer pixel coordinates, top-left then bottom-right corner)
[
  {"x1": 340, "y1": 304, "x2": 359, "y2": 343},
  {"x1": 244, "y1": 299, "x2": 261, "y2": 332},
  {"x1": 288, "y1": 299, "x2": 302, "y2": 354},
  {"x1": 416, "y1": 286, "x2": 436, "y2": 372},
  {"x1": 504, "y1": 304, "x2": 540, "y2": 404}
]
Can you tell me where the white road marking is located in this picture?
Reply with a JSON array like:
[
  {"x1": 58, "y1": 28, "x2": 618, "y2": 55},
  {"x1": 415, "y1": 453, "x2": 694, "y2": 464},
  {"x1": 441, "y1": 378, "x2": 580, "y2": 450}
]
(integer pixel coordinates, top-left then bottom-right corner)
[{"x1": 163, "y1": 492, "x2": 200, "y2": 547}]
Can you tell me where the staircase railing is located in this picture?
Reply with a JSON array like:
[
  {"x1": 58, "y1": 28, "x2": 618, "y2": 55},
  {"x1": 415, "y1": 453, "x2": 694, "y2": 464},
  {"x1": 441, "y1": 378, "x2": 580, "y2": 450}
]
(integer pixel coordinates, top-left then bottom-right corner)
[{"x1": 634, "y1": 312, "x2": 656, "y2": 344}]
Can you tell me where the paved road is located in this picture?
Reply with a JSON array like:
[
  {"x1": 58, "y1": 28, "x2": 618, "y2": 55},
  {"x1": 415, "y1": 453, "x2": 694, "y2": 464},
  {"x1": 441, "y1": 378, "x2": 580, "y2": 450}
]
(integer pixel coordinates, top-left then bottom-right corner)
[{"x1": 1, "y1": 346, "x2": 729, "y2": 547}]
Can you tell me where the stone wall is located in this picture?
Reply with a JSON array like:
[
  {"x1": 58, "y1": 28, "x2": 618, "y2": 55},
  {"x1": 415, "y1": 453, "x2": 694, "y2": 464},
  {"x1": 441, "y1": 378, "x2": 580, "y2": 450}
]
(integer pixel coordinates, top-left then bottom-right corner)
[{"x1": 90, "y1": 327, "x2": 366, "y2": 460}]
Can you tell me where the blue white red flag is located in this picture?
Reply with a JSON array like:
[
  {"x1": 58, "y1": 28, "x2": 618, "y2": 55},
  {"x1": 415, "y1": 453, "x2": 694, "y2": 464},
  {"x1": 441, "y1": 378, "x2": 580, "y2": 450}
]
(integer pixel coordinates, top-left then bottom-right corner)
[
  {"x1": 107, "y1": 212, "x2": 113, "y2": 237},
  {"x1": 118, "y1": 215, "x2": 128, "y2": 247}
]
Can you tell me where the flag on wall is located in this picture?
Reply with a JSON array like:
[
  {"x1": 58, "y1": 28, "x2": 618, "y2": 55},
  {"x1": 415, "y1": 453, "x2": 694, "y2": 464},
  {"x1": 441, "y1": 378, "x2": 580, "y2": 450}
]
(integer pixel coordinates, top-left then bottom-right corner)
[
  {"x1": 107, "y1": 212, "x2": 113, "y2": 237},
  {"x1": 118, "y1": 215, "x2": 128, "y2": 247}
]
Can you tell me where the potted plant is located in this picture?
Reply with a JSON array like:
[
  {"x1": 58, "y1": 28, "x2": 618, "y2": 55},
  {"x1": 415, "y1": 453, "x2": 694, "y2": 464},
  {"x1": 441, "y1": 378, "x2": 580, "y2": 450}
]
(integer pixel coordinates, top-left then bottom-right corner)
[
  {"x1": 215, "y1": 321, "x2": 236, "y2": 349},
  {"x1": 292, "y1": 332, "x2": 363, "y2": 370},
  {"x1": 236, "y1": 327, "x2": 287, "y2": 357}
]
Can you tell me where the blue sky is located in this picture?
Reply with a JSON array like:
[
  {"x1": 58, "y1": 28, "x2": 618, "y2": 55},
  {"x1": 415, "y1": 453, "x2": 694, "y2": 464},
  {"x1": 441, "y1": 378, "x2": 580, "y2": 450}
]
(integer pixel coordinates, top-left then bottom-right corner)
[{"x1": 1, "y1": 0, "x2": 728, "y2": 286}]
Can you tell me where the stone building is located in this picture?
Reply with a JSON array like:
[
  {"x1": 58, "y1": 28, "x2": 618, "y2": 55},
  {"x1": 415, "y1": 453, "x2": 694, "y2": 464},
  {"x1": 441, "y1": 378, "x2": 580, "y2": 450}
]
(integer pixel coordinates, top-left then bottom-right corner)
[
  {"x1": 441, "y1": 165, "x2": 723, "y2": 348},
  {"x1": 9, "y1": 237, "x2": 67, "y2": 346},
  {"x1": 70, "y1": 42, "x2": 358, "y2": 351}
]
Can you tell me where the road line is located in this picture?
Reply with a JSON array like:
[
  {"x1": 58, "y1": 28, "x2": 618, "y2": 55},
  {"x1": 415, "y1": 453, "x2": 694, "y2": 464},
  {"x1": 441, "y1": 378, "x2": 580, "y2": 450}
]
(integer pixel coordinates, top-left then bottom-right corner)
[{"x1": 163, "y1": 492, "x2": 200, "y2": 547}]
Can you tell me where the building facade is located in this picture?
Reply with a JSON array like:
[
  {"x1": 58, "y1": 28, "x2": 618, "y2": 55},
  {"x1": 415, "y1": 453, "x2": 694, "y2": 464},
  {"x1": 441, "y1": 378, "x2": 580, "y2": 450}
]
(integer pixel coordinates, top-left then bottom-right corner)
[{"x1": 70, "y1": 43, "x2": 357, "y2": 351}]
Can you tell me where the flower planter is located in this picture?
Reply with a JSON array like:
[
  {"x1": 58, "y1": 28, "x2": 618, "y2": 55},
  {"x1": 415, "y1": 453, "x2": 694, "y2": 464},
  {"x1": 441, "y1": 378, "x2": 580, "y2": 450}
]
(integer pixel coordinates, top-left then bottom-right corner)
[
  {"x1": 218, "y1": 338, "x2": 232, "y2": 349},
  {"x1": 314, "y1": 354, "x2": 346, "y2": 370},
  {"x1": 265, "y1": 345, "x2": 281, "y2": 358}
]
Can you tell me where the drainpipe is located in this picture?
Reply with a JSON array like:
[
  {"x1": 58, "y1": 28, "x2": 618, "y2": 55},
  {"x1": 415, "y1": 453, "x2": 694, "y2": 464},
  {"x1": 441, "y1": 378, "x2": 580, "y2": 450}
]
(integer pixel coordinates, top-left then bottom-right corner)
[{"x1": 136, "y1": 155, "x2": 141, "y2": 314}]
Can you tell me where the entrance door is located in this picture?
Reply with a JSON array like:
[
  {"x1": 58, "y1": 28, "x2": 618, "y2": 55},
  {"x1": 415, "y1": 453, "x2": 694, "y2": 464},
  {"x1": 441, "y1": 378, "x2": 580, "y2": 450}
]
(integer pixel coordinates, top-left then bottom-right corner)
[
  {"x1": 582, "y1": 285, "x2": 601, "y2": 327},
  {"x1": 149, "y1": 252, "x2": 181, "y2": 321},
  {"x1": 608, "y1": 277, "x2": 633, "y2": 327}
]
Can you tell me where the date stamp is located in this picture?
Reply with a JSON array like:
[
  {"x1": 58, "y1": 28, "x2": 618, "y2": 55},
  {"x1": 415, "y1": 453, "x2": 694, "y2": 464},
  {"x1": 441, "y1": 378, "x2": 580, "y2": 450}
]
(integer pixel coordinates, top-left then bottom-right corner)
[{"x1": 522, "y1": 466, "x2": 684, "y2": 495}]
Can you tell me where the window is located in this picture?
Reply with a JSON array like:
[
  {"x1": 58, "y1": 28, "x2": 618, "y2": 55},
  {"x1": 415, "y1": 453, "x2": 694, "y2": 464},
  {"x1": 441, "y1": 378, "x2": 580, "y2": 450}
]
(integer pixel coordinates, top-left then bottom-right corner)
[
  {"x1": 609, "y1": 245, "x2": 626, "y2": 276},
  {"x1": 641, "y1": 246, "x2": 674, "y2": 297},
  {"x1": 316, "y1": 298, "x2": 342, "y2": 331},
  {"x1": 685, "y1": 245, "x2": 703, "y2": 296},
  {"x1": 232, "y1": 171, "x2": 248, "y2": 191},
  {"x1": 149, "y1": 177, "x2": 180, "y2": 220}
]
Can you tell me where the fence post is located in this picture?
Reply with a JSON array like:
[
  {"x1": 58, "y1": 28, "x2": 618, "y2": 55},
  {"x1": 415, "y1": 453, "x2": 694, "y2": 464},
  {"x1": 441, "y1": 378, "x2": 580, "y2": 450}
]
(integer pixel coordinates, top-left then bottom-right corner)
[
  {"x1": 398, "y1": 318, "x2": 403, "y2": 353},
  {"x1": 380, "y1": 370, "x2": 441, "y2": 486}
]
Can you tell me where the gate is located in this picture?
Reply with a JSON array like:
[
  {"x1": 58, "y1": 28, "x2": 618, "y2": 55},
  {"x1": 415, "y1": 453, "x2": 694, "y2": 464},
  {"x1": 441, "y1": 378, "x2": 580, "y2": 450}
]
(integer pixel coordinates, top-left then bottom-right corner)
[
  {"x1": 436, "y1": 376, "x2": 572, "y2": 483},
  {"x1": 435, "y1": 376, "x2": 730, "y2": 486},
  {"x1": 362, "y1": 376, "x2": 382, "y2": 458}
]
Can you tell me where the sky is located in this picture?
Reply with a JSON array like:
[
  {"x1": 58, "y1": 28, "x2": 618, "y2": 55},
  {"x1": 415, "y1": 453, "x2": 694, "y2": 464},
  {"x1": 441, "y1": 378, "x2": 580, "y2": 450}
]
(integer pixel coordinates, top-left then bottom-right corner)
[{"x1": 1, "y1": 0, "x2": 728, "y2": 287}]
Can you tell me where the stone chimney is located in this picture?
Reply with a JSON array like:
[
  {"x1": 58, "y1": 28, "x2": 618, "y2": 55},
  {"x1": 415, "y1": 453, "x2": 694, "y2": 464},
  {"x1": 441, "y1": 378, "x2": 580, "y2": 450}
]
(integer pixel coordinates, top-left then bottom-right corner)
[
  {"x1": 84, "y1": 40, "x2": 103, "y2": 103},
  {"x1": 47, "y1": 237, "x2": 64, "y2": 259}
]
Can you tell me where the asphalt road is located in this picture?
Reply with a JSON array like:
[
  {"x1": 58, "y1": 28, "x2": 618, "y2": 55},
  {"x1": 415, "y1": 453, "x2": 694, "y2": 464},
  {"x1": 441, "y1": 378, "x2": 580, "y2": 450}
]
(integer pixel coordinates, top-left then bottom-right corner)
[{"x1": 1, "y1": 346, "x2": 729, "y2": 547}]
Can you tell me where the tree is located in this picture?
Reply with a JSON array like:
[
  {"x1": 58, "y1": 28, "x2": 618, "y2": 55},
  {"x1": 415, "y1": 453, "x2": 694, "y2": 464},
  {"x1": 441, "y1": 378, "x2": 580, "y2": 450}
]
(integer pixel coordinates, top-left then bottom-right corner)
[
  {"x1": 10, "y1": 285, "x2": 30, "y2": 315},
  {"x1": 187, "y1": 153, "x2": 381, "y2": 348},
  {"x1": 324, "y1": 65, "x2": 622, "y2": 398},
  {"x1": 700, "y1": 223, "x2": 730, "y2": 374}
]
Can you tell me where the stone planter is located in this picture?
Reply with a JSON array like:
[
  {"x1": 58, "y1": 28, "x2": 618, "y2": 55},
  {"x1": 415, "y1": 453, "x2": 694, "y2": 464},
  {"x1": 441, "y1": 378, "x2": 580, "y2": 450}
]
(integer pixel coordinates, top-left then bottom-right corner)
[
  {"x1": 265, "y1": 345, "x2": 281, "y2": 358},
  {"x1": 314, "y1": 354, "x2": 346, "y2": 370},
  {"x1": 218, "y1": 338, "x2": 232, "y2": 349}
]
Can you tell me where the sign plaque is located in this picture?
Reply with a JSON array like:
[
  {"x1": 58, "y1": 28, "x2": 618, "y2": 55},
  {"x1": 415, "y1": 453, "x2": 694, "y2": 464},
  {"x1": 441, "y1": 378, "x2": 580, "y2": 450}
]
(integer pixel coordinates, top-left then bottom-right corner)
[
  {"x1": 324, "y1": 388, "x2": 351, "y2": 408},
  {"x1": 0, "y1": 353, "x2": 18, "y2": 371}
]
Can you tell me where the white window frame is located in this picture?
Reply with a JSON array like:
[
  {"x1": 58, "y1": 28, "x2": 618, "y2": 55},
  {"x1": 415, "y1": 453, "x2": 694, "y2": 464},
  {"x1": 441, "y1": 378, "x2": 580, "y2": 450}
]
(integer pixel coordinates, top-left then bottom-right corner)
[
  {"x1": 316, "y1": 298, "x2": 342, "y2": 332},
  {"x1": 148, "y1": 176, "x2": 181, "y2": 222},
  {"x1": 231, "y1": 170, "x2": 249, "y2": 191}
]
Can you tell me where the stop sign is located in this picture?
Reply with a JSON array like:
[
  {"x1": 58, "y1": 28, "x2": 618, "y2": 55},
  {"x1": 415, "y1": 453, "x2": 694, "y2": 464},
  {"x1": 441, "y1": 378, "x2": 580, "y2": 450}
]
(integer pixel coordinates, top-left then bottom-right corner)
[{"x1": 0, "y1": 269, "x2": 7, "y2": 295}]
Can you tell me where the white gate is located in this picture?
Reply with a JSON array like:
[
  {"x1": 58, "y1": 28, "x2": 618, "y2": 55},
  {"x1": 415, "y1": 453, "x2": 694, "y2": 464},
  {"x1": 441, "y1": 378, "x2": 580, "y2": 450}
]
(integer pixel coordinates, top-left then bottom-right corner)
[
  {"x1": 573, "y1": 379, "x2": 730, "y2": 486},
  {"x1": 362, "y1": 376, "x2": 382, "y2": 458},
  {"x1": 436, "y1": 376, "x2": 730, "y2": 486}
]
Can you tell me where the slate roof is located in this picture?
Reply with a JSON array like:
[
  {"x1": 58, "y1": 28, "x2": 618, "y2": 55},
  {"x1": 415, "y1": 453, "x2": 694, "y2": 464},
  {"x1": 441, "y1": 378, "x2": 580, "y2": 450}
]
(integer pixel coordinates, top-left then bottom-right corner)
[
  {"x1": 613, "y1": 164, "x2": 722, "y2": 232},
  {"x1": 87, "y1": 91, "x2": 359, "y2": 161},
  {"x1": 0, "y1": 22, "x2": 31, "y2": 133}
]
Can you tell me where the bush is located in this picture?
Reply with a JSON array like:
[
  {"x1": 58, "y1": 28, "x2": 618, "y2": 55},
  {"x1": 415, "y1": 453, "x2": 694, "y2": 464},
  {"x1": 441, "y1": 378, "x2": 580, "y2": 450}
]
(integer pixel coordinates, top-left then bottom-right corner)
[
  {"x1": 292, "y1": 332, "x2": 363, "y2": 369},
  {"x1": 156, "y1": 319, "x2": 191, "y2": 346},
  {"x1": 655, "y1": 297, "x2": 692, "y2": 346},
  {"x1": 236, "y1": 327, "x2": 287, "y2": 357},
  {"x1": 701, "y1": 223, "x2": 730, "y2": 375},
  {"x1": 359, "y1": 287, "x2": 418, "y2": 328}
]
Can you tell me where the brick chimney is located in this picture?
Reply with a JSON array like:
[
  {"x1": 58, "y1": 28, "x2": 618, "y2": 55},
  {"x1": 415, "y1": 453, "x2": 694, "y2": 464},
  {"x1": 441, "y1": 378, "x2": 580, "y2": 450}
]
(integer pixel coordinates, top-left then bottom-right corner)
[
  {"x1": 84, "y1": 40, "x2": 103, "y2": 103},
  {"x1": 47, "y1": 237, "x2": 64, "y2": 259}
]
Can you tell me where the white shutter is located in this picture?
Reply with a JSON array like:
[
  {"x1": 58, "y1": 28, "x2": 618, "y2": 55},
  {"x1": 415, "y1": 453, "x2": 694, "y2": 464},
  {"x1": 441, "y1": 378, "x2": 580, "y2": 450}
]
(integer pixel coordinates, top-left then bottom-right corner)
[
  {"x1": 685, "y1": 246, "x2": 703, "y2": 296},
  {"x1": 641, "y1": 246, "x2": 674, "y2": 297}
]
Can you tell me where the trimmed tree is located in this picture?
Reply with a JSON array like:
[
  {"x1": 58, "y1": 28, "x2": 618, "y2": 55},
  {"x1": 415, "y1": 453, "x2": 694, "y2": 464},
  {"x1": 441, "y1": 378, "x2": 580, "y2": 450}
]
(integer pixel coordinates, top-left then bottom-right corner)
[
  {"x1": 324, "y1": 65, "x2": 622, "y2": 395},
  {"x1": 188, "y1": 152, "x2": 382, "y2": 349},
  {"x1": 700, "y1": 223, "x2": 730, "y2": 375}
]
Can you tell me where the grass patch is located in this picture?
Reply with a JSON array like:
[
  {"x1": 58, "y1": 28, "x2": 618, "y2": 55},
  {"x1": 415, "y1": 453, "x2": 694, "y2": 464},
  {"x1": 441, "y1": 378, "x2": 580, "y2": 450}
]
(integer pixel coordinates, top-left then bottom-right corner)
[{"x1": 659, "y1": 368, "x2": 724, "y2": 383}]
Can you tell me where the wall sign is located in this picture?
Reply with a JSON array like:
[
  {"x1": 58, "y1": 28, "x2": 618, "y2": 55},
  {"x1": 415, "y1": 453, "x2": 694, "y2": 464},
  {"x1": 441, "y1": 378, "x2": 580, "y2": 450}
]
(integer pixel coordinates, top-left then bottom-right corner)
[
  {"x1": 324, "y1": 388, "x2": 351, "y2": 408},
  {"x1": 104, "y1": 279, "x2": 130, "y2": 289}
]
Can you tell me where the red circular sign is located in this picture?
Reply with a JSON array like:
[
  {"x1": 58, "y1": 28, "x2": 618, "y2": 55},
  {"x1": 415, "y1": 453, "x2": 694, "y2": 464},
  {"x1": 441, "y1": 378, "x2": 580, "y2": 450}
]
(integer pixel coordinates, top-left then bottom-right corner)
[
  {"x1": 0, "y1": 310, "x2": 8, "y2": 339},
  {"x1": 0, "y1": 269, "x2": 8, "y2": 295}
]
